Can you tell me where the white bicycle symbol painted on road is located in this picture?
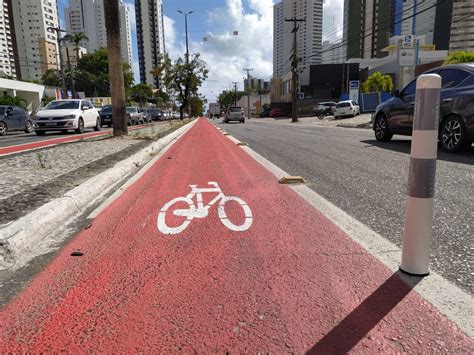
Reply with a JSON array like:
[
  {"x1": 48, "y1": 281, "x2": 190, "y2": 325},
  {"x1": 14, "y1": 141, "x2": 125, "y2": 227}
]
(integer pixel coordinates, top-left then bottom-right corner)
[{"x1": 157, "y1": 182, "x2": 253, "y2": 235}]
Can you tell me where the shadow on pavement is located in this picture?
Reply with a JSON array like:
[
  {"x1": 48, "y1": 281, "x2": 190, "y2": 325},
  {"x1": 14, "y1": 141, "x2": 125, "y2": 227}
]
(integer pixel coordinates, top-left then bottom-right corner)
[
  {"x1": 307, "y1": 271, "x2": 422, "y2": 354},
  {"x1": 361, "y1": 139, "x2": 474, "y2": 166}
]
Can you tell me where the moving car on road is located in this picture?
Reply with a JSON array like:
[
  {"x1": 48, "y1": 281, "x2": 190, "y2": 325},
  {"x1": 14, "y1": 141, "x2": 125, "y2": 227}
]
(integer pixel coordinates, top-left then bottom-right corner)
[
  {"x1": 33, "y1": 99, "x2": 101, "y2": 135},
  {"x1": 99, "y1": 105, "x2": 113, "y2": 127},
  {"x1": 0, "y1": 105, "x2": 33, "y2": 136},
  {"x1": 126, "y1": 107, "x2": 144, "y2": 125},
  {"x1": 224, "y1": 107, "x2": 245, "y2": 123},
  {"x1": 147, "y1": 108, "x2": 164, "y2": 121},
  {"x1": 373, "y1": 63, "x2": 474, "y2": 153},
  {"x1": 334, "y1": 100, "x2": 360, "y2": 119}
]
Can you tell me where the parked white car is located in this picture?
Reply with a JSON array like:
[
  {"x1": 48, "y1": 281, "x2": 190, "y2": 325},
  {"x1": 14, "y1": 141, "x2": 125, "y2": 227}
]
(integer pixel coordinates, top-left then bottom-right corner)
[
  {"x1": 334, "y1": 100, "x2": 360, "y2": 119},
  {"x1": 33, "y1": 99, "x2": 101, "y2": 135}
]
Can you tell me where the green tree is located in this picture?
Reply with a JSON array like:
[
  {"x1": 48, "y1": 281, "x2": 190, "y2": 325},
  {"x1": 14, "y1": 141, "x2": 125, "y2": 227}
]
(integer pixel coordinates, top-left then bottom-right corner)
[
  {"x1": 218, "y1": 89, "x2": 243, "y2": 110},
  {"x1": 41, "y1": 69, "x2": 61, "y2": 87},
  {"x1": 361, "y1": 71, "x2": 393, "y2": 93},
  {"x1": 153, "y1": 53, "x2": 208, "y2": 119},
  {"x1": 128, "y1": 83, "x2": 154, "y2": 107},
  {"x1": 189, "y1": 94, "x2": 207, "y2": 117},
  {"x1": 0, "y1": 95, "x2": 27, "y2": 109},
  {"x1": 75, "y1": 48, "x2": 134, "y2": 97},
  {"x1": 63, "y1": 32, "x2": 89, "y2": 65},
  {"x1": 445, "y1": 51, "x2": 474, "y2": 64}
]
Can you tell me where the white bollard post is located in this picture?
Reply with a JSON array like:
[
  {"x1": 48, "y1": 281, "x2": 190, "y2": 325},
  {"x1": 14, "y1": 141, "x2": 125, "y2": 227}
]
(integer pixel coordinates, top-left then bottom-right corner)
[{"x1": 400, "y1": 73, "x2": 441, "y2": 277}]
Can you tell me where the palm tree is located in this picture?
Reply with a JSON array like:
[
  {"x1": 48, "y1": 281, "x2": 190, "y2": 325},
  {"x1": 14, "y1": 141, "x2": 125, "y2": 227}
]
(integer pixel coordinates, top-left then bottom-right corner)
[
  {"x1": 64, "y1": 32, "x2": 89, "y2": 65},
  {"x1": 361, "y1": 71, "x2": 394, "y2": 93}
]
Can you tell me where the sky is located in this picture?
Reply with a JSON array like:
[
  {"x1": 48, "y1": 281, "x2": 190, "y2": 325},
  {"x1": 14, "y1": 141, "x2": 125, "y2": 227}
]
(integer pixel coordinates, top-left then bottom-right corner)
[{"x1": 57, "y1": 0, "x2": 344, "y2": 103}]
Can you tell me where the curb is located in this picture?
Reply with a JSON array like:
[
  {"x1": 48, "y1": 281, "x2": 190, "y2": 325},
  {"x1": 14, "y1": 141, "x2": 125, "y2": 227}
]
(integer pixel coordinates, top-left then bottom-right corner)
[{"x1": 0, "y1": 120, "x2": 197, "y2": 270}]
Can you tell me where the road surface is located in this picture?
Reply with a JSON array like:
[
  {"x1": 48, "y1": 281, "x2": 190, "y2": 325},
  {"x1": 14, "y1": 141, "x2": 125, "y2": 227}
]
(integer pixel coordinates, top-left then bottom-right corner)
[
  {"x1": 218, "y1": 118, "x2": 474, "y2": 294},
  {"x1": 0, "y1": 119, "x2": 471, "y2": 352}
]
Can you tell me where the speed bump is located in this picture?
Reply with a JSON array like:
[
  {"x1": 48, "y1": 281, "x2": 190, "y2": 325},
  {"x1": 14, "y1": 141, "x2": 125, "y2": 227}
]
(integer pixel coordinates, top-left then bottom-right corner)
[{"x1": 279, "y1": 176, "x2": 306, "y2": 184}]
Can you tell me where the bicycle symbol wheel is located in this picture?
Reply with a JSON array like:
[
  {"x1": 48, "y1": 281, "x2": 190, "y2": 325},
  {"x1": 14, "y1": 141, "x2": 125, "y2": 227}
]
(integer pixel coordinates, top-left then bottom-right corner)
[
  {"x1": 218, "y1": 196, "x2": 253, "y2": 231},
  {"x1": 157, "y1": 197, "x2": 195, "y2": 235}
]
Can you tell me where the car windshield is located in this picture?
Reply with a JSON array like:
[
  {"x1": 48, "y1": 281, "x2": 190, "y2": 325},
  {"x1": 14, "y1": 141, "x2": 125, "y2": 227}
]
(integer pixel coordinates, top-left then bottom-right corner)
[
  {"x1": 229, "y1": 107, "x2": 242, "y2": 112},
  {"x1": 336, "y1": 102, "x2": 350, "y2": 108},
  {"x1": 101, "y1": 105, "x2": 112, "y2": 113},
  {"x1": 126, "y1": 107, "x2": 136, "y2": 113},
  {"x1": 45, "y1": 100, "x2": 80, "y2": 110}
]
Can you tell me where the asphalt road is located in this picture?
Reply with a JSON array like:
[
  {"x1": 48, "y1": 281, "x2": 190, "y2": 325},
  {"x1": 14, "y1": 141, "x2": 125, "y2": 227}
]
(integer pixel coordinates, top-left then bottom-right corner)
[
  {"x1": 217, "y1": 118, "x2": 474, "y2": 295},
  {"x1": 0, "y1": 127, "x2": 113, "y2": 148}
]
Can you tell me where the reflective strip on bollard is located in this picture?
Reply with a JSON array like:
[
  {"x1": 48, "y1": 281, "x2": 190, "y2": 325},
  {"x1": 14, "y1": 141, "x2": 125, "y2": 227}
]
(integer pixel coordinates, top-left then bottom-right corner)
[{"x1": 400, "y1": 73, "x2": 441, "y2": 277}]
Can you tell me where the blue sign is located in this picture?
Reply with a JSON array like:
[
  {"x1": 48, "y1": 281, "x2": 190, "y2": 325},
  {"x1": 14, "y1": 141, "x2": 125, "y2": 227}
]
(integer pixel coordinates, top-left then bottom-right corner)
[{"x1": 349, "y1": 81, "x2": 359, "y2": 89}]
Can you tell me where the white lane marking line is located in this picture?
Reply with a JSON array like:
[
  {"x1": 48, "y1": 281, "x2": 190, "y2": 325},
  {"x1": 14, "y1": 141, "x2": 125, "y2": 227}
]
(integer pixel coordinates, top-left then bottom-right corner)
[{"x1": 222, "y1": 126, "x2": 474, "y2": 338}]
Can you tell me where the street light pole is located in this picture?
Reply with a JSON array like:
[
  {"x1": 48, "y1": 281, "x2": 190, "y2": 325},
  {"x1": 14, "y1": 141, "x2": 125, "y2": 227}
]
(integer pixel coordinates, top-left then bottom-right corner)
[
  {"x1": 177, "y1": 10, "x2": 193, "y2": 118},
  {"x1": 48, "y1": 26, "x2": 67, "y2": 98}
]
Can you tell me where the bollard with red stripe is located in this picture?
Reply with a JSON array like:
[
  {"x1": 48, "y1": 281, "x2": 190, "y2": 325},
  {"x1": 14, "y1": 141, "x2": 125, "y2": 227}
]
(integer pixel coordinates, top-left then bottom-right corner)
[{"x1": 400, "y1": 73, "x2": 441, "y2": 276}]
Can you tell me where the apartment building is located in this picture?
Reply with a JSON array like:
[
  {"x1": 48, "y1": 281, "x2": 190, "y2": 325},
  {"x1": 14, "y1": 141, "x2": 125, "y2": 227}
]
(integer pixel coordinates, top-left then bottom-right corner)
[
  {"x1": 273, "y1": 0, "x2": 323, "y2": 86},
  {"x1": 11, "y1": 0, "x2": 59, "y2": 81},
  {"x1": 135, "y1": 0, "x2": 166, "y2": 87},
  {"x1": 64, "y1": 0, "x2": 133, "y2": 67},
  {"x1": 449, "y1": 0, "x2": 474, "y2": 52},
  {"x1": 0, "y1": 0, "x2": 18, "y2": 78},
  {"x1": 321, "y1": 40, "x2": 344, "y2": 64}
]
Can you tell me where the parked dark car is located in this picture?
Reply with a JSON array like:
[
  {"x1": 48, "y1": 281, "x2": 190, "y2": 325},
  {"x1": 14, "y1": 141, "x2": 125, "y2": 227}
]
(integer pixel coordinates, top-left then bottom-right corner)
[
  {"x1": 373, "y1": 63, "x2": 474, "y2": 153},
  {"x1": 0, "y1": 105, "x2": 33, "y2": 136},
  {"x1": 147, "y1": 108, "x2": 164, "y2": 121},
  {"x1": 99, "y1": 105, "x2": 113, "y2": 127},
  {"x1": 259, "y1": 108, "x2": 271, "y2": 118},
  {"x1": 270, "y1": 108, "x2": 288, "y2": 118}
]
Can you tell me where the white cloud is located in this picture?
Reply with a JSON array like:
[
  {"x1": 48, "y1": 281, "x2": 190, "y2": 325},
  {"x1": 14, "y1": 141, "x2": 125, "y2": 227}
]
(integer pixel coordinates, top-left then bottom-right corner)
[
  {"x1": 323, "y1": 0, "x2": 344, "y2": 42},
  {"x1": 165, "y1": 0, "x2": 274, "y2": 103}
]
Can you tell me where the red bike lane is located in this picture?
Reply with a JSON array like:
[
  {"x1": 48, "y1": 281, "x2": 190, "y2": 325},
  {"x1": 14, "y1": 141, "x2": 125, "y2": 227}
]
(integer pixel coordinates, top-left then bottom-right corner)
[{"x1": 0, "y1": 119, "x2": 471, "y2": 352}]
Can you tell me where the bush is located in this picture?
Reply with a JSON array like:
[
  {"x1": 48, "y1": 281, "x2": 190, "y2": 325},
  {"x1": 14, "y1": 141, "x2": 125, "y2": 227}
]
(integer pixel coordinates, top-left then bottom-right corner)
[
  {"x1": 445, "y1": 51, "x2": 474, "y2": 65},
  {"x1": 0, "y1": 95, "x2": 27, "y2": 109}
]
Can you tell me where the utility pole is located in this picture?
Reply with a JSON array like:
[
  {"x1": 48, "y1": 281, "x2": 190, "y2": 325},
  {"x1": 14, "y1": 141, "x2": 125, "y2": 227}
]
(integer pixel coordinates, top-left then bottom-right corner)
[
  {"x1": 243, "y1": 68, "x2": 253, "y2": 120},
  {"x1": 48, "y1": 26, "x2": 67, "y2": 99},
  {"x1": 65, "y1": 47, "x2": 76, "y2": 99},
  {"x1": 104, "y1": 0, "x2": 128, "y2": 136},
  {"x1": 232, "y1": 81, "x2": 238, "y2": 106},
  {"x1": 178, "y1": 10, "x2": 193, "y2": 119},
  {"x1": 285, "y1": 17, "x2": 305, "y2": 123}
]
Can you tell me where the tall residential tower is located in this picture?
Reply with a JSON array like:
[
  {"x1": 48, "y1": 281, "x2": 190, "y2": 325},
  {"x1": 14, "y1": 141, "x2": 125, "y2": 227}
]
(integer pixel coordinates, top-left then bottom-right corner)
[
  {"x1": 11, "y1": 0, "x2": 59, "y2": 81},
  {"x1": 135, "y1": 0, "x2": 166, "y2": 87},
  {"x1": 0, "y1": 0, "x2": 18, "y2": 78},
  {"x1": 64, "y1": 0, "x2": 133, "y2": 67},
  {"x1": 273, "y1": 0, "x2": 323, "y2": 86}
]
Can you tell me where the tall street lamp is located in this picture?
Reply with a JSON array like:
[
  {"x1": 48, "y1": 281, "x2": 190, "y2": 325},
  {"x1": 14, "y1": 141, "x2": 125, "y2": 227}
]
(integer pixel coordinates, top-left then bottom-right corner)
[
  {"x1": 48, "y1": 26, "x2": 67, "y2": 98},
  {"x1": 177, "y1": 10, "x2": 193, "y2": 117}
]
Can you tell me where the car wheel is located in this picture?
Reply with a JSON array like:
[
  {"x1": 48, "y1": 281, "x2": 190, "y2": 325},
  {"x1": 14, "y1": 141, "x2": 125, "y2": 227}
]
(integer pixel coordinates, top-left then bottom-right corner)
[
  {"x1": 35, "y1": 130, "x2": 46, "y2": 136},
  {"x1": 440, "y1": 115, "x2": 468, "y2": 153},
  {"x1": 75, "y1": 118, "x2": 84, "y2": 134},
  {"x1": 374, "y1": 115, "x2": 393, "y2": 142},
  {"x1": 93, "y1": 117, "x2": 101, "y2": 131},
  {"x1": 24, "y1": 120, "x2": 33, "y2": 133},
  {"x1": 0, "y1": 121, "x2": 7, "y2": 136}
]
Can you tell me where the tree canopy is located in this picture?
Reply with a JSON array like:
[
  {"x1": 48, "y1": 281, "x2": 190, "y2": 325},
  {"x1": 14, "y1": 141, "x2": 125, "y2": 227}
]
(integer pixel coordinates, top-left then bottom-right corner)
[
  {"x1": 445, "y1": 51, "x2": 474, "y2": 65},
  {"x1": 218, "y1": 90, "x2": 243, "y2": 110},
  {"x1": 152, "y1": 53, "x2": 208, "y2": 118},
  {"x1": 361, "y1": 71, "x2": 394, "y2": 93}
]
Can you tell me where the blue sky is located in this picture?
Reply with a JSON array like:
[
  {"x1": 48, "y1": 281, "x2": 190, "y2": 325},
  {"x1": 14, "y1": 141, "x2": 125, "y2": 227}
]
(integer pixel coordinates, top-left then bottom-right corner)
[{"x1": 57, "y1": 0, "x2": 343, "y2": 102}]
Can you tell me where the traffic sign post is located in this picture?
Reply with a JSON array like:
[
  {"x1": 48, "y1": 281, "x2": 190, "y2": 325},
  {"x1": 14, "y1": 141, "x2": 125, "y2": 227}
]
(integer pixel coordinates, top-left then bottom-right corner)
[{"x1": 400, "y1": 73, "x2": 441, "y2": 276}]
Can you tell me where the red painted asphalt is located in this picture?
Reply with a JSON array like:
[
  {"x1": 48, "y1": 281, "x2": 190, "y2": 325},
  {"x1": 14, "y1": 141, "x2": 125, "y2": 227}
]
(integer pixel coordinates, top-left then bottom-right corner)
[
  {"x1": 0, "y1": 125, "x2": 146, "y2": 156},
  {"x1": 0, "y1": 119, "x2": 472, "y2": 352}
]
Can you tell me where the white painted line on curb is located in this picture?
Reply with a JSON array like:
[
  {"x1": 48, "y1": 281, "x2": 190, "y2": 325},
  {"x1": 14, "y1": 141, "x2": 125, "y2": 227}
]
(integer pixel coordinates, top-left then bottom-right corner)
[{"x1": 221, "y1": 126, "x2": 473, "y2": 338}]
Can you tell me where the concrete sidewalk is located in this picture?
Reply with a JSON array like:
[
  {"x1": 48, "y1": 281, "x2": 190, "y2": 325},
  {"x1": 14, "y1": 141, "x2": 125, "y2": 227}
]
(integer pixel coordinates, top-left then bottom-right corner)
[
  {"x1": 251, "y1": 113, "x2": 373, "y2": 129},
  {"x1": 0, "y1": 119, "x2": 471, "y2": 352}
]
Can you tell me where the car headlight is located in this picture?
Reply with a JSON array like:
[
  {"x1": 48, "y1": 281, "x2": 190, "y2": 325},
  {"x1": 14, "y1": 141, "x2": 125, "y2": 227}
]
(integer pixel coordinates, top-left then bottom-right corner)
[{"x1": 64, "y1": 114, "x2": 76, "y2": 119}]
